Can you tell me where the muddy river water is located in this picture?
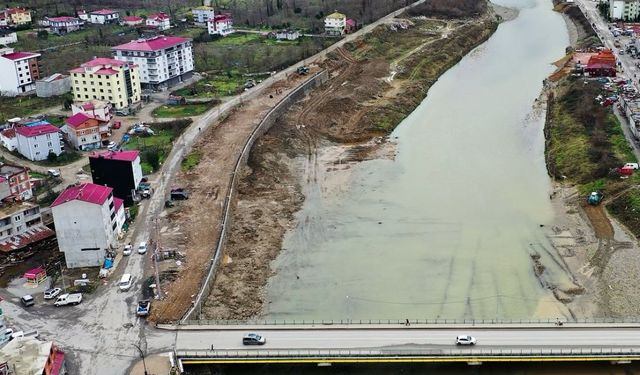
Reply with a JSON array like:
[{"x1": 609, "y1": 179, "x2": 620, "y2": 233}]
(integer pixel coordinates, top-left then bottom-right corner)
[{"x1": 264, "y1": 0, "x2": 573, "y2": 321}]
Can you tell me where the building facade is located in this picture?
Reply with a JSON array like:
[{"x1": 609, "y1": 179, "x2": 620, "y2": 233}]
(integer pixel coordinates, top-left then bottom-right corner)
[
  {"x1": 63, "y1": 113, "x2": 102, "y2": 150},
  {"x1": 0, "y1": 47, "x2": 41, "y2": 96},
  {"x1": 0, "y1": 337, "x2": 66, "y2": 375},
  {"x1": 70, "y1": 57, "x2": 141, "y2": 110},
  {"x1": 0, "y1": 202, "x2": 42, "y2": 239},
  {"x1": 610, "y1": 0, "x2": 640, "y2": 20},
  {"x1": 52, "y1": 183, "x2": 124, "y2": 268},
  {"x1": 192, "y1": 6, "x2": 215, "y2": 23},
  {"x1": 72, "y1": 100, "x2": 113, "y2": 123},
  {"x1": 89, "y1": 9, "x2": 120, "y2": 24},
  {"x1": 324, "y1": 11, "x2": 346, "y2": 35},
  {"x1": 146, "y1": 12, "x2": 171, "y2": 30},
  {"x1": 15, "y1": 124, "x2": 63, "y2": 161},
  {"x1": 112, "y1": 36, "x2": 194, "y2": 90},
  {"x1": 36, "y1": 73, "x2": 71, "y2": 97},
  {"x1": 89, "y1": 150, "x2": 143, "y2": 205},
  {"x1": 0, "y1": 31, "x2": 17, "y2": 45},
  {"x1": 0, "y1": 164, "x2": 33, "y2": 201},
  {"x1": 207, "y1": 14, "x2": 234, "y2": 36},
  {"x1": 48, "y1": 16, "x2": 83, "y2": 34},
  {"x1": 0, "y1": 128, "x2": 16, "y2": 151},
  {"x1": 5, "y1": 7, "x2": 31, "y2": 25}
]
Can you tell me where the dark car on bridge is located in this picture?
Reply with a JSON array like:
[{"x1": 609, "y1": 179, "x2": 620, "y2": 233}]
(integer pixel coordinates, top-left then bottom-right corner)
[{"x1": 242, "y1": 333, "x2": 266, "y2": 345}]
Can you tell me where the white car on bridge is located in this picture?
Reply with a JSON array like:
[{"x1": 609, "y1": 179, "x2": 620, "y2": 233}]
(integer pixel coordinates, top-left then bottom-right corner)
[{"x1": 456, "y1": 335, "x2": 477, "y2": 345}]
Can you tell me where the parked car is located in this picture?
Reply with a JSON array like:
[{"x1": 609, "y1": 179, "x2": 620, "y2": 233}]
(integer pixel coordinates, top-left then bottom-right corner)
[
  {"x1": 20, "y1": 295, "x2": 34, "y2": 307},
  {"x1": 136, "y1": 300, "x2": 151, "y2": 317},
  {"x1": 54, "y1": 293, "x2": 82, "y2": 307},
  {"x1": 170, "y1": 190, "x2": 189, "y2": 200},
  {"x1": 47, "y1": 169, "x2": 60, "y2": 177},
  {"x1": 123, "y1": 243, "x2": 133, "y2": 256},
  {"x1": 44, "y1": 288, "x2": 62, "y2": 300},
  {"x1": 455, "y1": 335, "x2": 477, "y2": 345},
  {"x1": 137, "y1": 242, "x2": 147, "y2": 255},
  {"x1": 10, "y1": 330, "x2": 39, "y2": 340},
  {"x1": 624, "y1": 163, "x2": 639, "y2": 170},
  {"x1": 242, "y1": 333, "x2": 266, "y2": 345},
  {"x1": 118, "y1": 273, "x2": 133, "y2": 291},
  {"x1": 107, "y1": 141, "x2": 116, "y2": 149}
]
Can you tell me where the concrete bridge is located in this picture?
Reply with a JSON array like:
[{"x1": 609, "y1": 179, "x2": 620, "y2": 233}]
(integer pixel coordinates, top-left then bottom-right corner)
[{"x1": 164, "y1": 320, "x2": 640, "y2": 371}]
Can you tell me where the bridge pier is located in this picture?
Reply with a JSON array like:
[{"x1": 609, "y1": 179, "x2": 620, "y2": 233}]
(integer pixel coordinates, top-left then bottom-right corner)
[
  {"x1": 611, "y1": 360, "x2": 632, "y2": 365},
  {"x1": 467, "y1": 361, "x2": 483, "y2": 366}
]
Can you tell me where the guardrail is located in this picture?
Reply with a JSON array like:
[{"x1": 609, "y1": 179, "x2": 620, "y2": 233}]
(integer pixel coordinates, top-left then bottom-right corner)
[
  {"x1": 178, "y1": 317, "x2": 640, "y2": 326},
  {"x1": 181, "y1": 70, "x2": 330, "y2": 322},
  {"x1": 177, "y1": 347, "x2": 640, "y2": 359}
]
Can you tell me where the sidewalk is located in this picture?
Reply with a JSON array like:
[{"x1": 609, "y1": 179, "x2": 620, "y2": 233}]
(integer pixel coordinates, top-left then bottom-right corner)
[{"x1": 128, "y1": 353, "x2": 173, "y2": 375}]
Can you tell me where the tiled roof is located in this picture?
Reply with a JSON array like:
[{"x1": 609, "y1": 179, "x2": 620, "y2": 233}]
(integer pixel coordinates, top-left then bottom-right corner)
[
  {"x1": 82, "y1": 57, "x2": 127, "y2": 67},
  {"x1": 114, "y1": 197, "x2": 124, "y2": 212},
  {"x1": 112, "y1": 35, "x2": 190, "y2": 52},
  {"x1": 327, "y1": 12, "x2": 346, "y2": 19},
  {"x1": 211, "y1": 14, "x2": 232, "y2": 22},
  {"x1": 1, "y1": 128, "x2": 16, "y2": 139},
  {"x1": 89, "y1": 150, "x2": 140, "y2": 162},
  {"x1": 51, "y1": 182, "x2": 113, "y2": 208},
  {"x1": 148, "y1": 12, "x2": 170, "y2": 20},
  {"x1": 122, "y1": 16, "x2": 143, "y2": 22},
  {"x1": 15, "y1": 124, "x2": 59, "y2": 138},
  {"x1": 65, "y1": 113, "x2": 97, "y2": 129},
  {"x1": 90, "y1": 9, "x2": 118, "y2": 15},
  {"x1": 6, "y1": 7, "x2": 29, "y2": 15},
  {"x1": 0, "y1": 225, "x2": 55, "y2": 253},
  {"x1": 48, "y1": 16, "x2": 79, "y2": 22},
  {"x1": 1, "y1": 51, "x2": 39, "y2": 61}
]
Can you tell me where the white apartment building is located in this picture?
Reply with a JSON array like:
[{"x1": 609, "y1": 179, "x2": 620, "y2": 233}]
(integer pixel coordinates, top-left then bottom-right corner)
[
  {"x1": 324, "y1": 11, "x2": 346, "y2": 35},
  {"x1": 112, "y1": 36, "x2": 194, "y2": 90},
  {"x1": 15, "y1": 124, "x2": 64, "y2": 161},
  {"x1": 610, "y1": 0, "x2": 640, "y2": 20},
  {"x1": 51, "y1": 183, "x2": 125, "y2": 268},
  {"x1": 207, "y1": 14, "x2": 234, "y2": 36},
  {"x1": 0, "y1": 202, "x2": 42, "y2": 240},
  {"x1": 192, "y1": 6, "x2": 215, "y2": 23},
  {"x1": 146, "y1": 12, "x2": 171, "y2": 30},
  {"x1": 89, "y1": 9, "x2": 120, "y2": 24},
  {"x1": 0, "y1": 47, "x2": 41, "y2": 96}
]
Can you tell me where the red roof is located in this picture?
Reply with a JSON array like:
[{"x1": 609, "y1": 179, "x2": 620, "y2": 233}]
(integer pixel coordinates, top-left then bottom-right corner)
[
  {"x1": 112, "y1": 35, "x2": 190, "y2": 51},
  {"x1": 6, "y1": 7, "x2": 29, "y2": 15},
  {"x1": 89, "y1": 150, "x2": 140, "y2": 162},
  {"x1": 1, "y1": 128, "x2": 16, "y2": 139},
  {"x1": 2, "y1": 51, "x2": 38, "y2": 61},
  {"x1": 122, "y1": 16, "x2": 143, "y2": 22},
  {"x1": 69, "y1": 58, "x2": 130, "y2": 74},
  {"x1": 91, "y1": 9, "x2": 118, "y2": 15},
  {"x1": 48, "y1": 16, "x2": 79, "y2": 22},
  {"x1": 0, "y1": 225, "x2": 55, "y2": 253},
  {"x1": 114, "y1": 197, "x2": 124, "y2": 212},
  {"x1": 148, "y1": 12, "x2": 170, "y2": 20},
  {"x1": 51, "y1": 183, "x2": 113, "y2": 208},
  {"x1": 211, "y1": 14, "x2": 232, "y2": 22},
  {"x1": 66, "y1": 113, "x2": 97, "y2": 129},
  {"x1": 15, "y1": 124, "x2": 59, "y2": 138}
]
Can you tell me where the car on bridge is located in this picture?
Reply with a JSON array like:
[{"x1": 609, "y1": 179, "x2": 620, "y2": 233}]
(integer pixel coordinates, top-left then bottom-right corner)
[
  {"x1": 455, "y1": 335, "x2": 477, "y2": 345},
  {"x1": 242, "y1": 333, "x2": 266, "y2": 345}
]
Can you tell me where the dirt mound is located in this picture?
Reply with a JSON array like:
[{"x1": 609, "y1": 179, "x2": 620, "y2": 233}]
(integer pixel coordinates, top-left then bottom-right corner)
[{"x1": 405, "y1": 0, "x2": 487, "y2": 18}]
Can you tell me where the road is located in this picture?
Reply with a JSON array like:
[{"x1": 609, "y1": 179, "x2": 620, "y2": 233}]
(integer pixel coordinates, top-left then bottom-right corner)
[{"x1": 1, "y1": 0, "x2": 438, "y2": 373}]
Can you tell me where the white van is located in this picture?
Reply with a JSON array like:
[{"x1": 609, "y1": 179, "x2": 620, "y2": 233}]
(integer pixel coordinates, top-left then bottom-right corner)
[
  {"x1": 119, "y1": 274, "x2": 133, "y2": 291},
  {"x1": 624, "y1": 163, "x2": 639, "y2": 170}
]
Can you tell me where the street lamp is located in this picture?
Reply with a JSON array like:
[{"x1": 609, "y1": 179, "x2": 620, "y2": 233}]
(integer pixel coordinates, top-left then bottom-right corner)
[{"x1": 133, "y1": 343, "x2": 148, "y2": 375}]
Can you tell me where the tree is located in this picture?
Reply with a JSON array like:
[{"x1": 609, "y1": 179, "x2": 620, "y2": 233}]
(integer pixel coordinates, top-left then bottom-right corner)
[
  {"x1": 47, "y1": 151, "x2": 58, "y2": 163},
  {"x1": 37, "y1": 30, "x2": 48, "y2": 39},
  {"x1": 143, "y1": 148, "x2": 160, "y2": 171}
]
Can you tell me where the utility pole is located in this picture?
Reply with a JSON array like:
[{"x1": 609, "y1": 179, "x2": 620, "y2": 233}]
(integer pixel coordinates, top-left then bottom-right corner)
[
  {"x1": 153, "y1": 218, "x2": 163, "y2": 300},
  {"x1": 133, "y1": 343, "x2": 149, "y2": 375},
  {"x1": 59, "y1": 262, "x2": 66, "y2": 292}
]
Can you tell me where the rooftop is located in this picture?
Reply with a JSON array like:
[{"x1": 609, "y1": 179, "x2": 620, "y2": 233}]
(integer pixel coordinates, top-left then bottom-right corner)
[
  {"x1": 1, "y1": 51, "x2": 39, "y2": 61},
  {"x1": 48, "y1": 16, "x2": 79, "y2": 22},
  {"x1": 69, "y1": 57, "x2": 130, "y2": 75},
  {"x1": 89, "y1": 150, "x2": 140, "y2": 162},
  {"x1": 194, "y1": 5, "x2": 214, "y2": 10},
  {"x1": 0, "y1": 163, "x2": 27, "y2": 175},
  {"x1": 326, "y1": 11, "x2": 346, "y2": 19},
  {"x1": 122, "y1": 15, "x2": 143, "y2": 22},
  {"x1": 114, "y1": 197, "x2": 124, "y2": 212},
  {"x1": 148, "y1": 12, "x2": 170, "y2": 20},
  {"x1": 66, "y1": 113, "x2": 98, "y2": 129},
  {"x1": 0, "y1": 201, "x2": 38, "y2": 219},
  {"x1": 0, "y1": 337, "x2": 52, "y2": 372},
  {"x1": 0, "y1": 224, "x2": 55, "y2": 253},
  {"x1": 0, "y1": 128, "x2": 16, "y2": 139},
  {"x1": 112, "y1": 35, "x2": 191, "y2": 52},
  {"x1": 90, "y1": 9, "x2": 118, "y2": 15},
  {"x1": 40, "y1": 73, "x2": 68, "y2": 82},
  {"x1": 15, "y1": 124, "x2": 59, "y2": 138},
  {"x1": 51, "y1": 182, "x2": 113, "y2": 208}
]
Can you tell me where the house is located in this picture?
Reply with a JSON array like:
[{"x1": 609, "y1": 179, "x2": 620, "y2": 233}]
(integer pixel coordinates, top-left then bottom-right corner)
[
  {"x1": 324, "y1": 11, "x2": 347, "y2": 35},
  {"x1": 0, "y1": 128, "x2": 16, "y2": 151},
  {"x1": 77, "y1": 9, "x2": 89, "y2": 21},
  {"x1": 112, "y1": 36, "x2": 194, "y2": 90},
  {"x1": 51, "y1": 183, "x2": 125, "y2": 268},
  {"x1": 121, "y1": 15, "x2": 144, "y2": 26},
  {"x1": 36, "y1": 73, "x2": 71, "y2": 97},
  {"x1": 72, "y1": 100, "x2": 113, "y2": 123},
  {"x1": 275, "y1": 29, "x2": 301, "y2": 41},
  {"x1": 69, "y1": 57, "x2": 141, "y2": 110},
  {"x1": 192, "y1": 6, "x2": 215, "y2": 23},
  {"x1": 15, "y1": 124, "x2": 63, "y2": 161},
  {"x1": 146, "y1": 12, "x2": 171, "y2": 30},
  {"x1": 0, "y1": 47, "x2": 40, "y2": 96},
  {"x1": 0, "y1": 337, "x2": 66, "y2": 375},
  {"x1": 585, "y1": 49, "x2": 617, "y2": 77},
  {"x1": 0, "y1": 12, "x2": 7, "y2": 26},
  {"x1": 346, "y1": 18, "x2": 357, "y2": 33},
  {"x1": 62, "y1": 113, "x2": 103, "y2": 150},
  {"x1": 89, "y1": 9, "x2": 120, "y2": 24},
  {"x1": 207, "y1": 14, "x2": 234, "y2": 36},
  {"x1": 5, "y1": 7, "x2": 32, "y2": 25},
  {"x1": 610, "y1": 0, "x2": 640, "y2": 20},
  {"x1": 89, "y1": 150, "x2": 143, "y2": 205},
  {"x1": 48, "y1": 16, "x2": 83, "y2": 34},
  {"x1": 0, "y1": 202, "x2": 55, "y2": 253},
  {"x1": 0, "y1": 30, "x2": 17, "y2": 45},
  {"x1": 0, "y1": 164, "x2": 34, "y2": 200}
]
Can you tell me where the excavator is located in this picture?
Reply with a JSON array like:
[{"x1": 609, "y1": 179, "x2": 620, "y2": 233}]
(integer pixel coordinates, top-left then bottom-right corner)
[{"x1": 588, "y1": 191, "x2": 604, "y2": 205}]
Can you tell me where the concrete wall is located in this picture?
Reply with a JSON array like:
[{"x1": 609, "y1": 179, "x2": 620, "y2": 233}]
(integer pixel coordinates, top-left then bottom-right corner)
[
  {"x1": 182, "y1": 70, "x2": 329, "y2": 321},
  {"x1": 36, "y1": 76, "x2": 71, "y2": 97}
]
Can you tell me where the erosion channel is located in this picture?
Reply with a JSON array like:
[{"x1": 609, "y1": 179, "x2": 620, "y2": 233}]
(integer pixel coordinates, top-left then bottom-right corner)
[{"x1": 204, "y1": 0, "x2": 578, "y2": 321}]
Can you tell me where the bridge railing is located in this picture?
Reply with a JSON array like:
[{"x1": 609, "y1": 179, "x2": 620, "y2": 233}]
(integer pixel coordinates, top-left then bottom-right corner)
[
  {"x1": 178, "y1": 317, "x2": 640, "y2": 326},
  {"x1": 177, "y1": 347, "x2": 640, "y2": 359}
]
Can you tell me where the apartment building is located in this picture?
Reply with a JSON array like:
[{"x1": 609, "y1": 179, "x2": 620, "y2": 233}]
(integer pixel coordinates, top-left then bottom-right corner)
[
  {"x1": 15, "y1": 124, "x2": 64, "y2": 161},
  {"x1": 207, "y1": 14, "x2": 234, "y2": 36},
  {"x1": 192, "y1": 6, "x2": 215, "y2": 23},
  {"x1": 0, "y1": 47, "x2": 41, "y2": 96},
  {"x1": 0, "y1": 164, "x2": 33, "y2": 200},
  {"x1": 63, "y1": 113, "x2": 103, "y2": 150},
  {"x1": 48, "y1": 16, "x2": 83, "y2": 34},
  {"x1": 52, "y1": 183, "x2": 125, "y2": 268},
  {"x1": 89, "y1": 9, "x2": 120, "y2": 24},
  {"x1": 4, "y1": 7, "x2": 31, "y2": 25},
  {"x1": 324, "y1": 11, "x2": 347, "y2": 35},
  {"x1": 89, "y1": 150, "x2": 143, "y2": 205},
  {"x1": 112, "y1": 36, "x2": 194, "y2": 90},
  {"x1": 70, "y1": 57, "x2": 141, "y2": 110},
  {"x1": 146, "y1": 12, "x2": 171, "y2": 30}
]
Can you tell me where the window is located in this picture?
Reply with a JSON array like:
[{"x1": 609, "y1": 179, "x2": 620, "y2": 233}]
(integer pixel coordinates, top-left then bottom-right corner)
[
  {"x1": 14, "y1": 215, "x2": 20, "y2": 221},
  {"x1": 47, "y1": 142, "x2": 52, "y2": 147},
  {"x1": 33, "y1": 144, "x2": 38, "y2": 148}
]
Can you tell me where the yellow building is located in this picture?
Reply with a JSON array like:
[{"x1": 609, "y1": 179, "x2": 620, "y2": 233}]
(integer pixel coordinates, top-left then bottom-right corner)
[
  {"x1": 6, "y1": 7, "x2": 32, "y2": 25},
  {"x1": 70, "y1": 58, "x2": 141, "y2": 110}
]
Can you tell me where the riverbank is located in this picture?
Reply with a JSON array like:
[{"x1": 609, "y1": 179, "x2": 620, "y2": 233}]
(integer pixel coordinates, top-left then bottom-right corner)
[{"x1": 201, "y1": 5, "x2": 501, "y2": 319}]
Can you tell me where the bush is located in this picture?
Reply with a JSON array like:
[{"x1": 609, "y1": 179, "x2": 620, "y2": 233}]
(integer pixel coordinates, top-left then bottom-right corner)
[{"x1": 143, "y1": 148, "x2": 161, "y2": 171}]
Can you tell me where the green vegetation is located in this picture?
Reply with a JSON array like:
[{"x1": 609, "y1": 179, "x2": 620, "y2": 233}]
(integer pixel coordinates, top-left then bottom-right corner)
[
  {"x1": 172, "y1": 72, "x2": 269, "y2": 98},
  {"x1": 0, "y1": 95, "x2": 66, "y2": 124},
  {"x1": 46, "y1": 116, "x2": 66, "y2": 127},
  {"x1": 181, "y1": 150, "x2": 202, "y2": 171},
  {"x1": 152, "y1": 103, "x2": 213, "y2": 118}
]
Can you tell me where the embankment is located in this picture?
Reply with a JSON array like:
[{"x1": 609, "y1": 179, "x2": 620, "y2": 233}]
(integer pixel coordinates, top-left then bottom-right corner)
[{"x1": 202, "y1": 5, "x2": 500, "y2": 319}]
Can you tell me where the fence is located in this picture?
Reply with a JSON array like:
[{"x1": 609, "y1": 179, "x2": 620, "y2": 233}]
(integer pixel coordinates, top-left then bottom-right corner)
[{"x1": 181, "y1": 70, "x2": 330, "y2": 322}]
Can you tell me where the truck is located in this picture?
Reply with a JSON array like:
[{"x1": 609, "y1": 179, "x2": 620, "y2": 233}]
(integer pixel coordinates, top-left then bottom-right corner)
[
  {"x1": 588, "y1": 191, "x2": 604, "y2": 205},
  {"x1": 136, "y1": 300, "x2": 151, "y2": 317},
  {"x1": 54, "y1": 293, "x2": 82, "y2": 307}
]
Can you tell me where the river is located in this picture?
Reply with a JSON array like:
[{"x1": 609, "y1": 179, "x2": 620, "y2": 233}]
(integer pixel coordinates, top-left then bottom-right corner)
[{"x1": 264, "y1": 0, "x2": 573, "y2": 321}]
